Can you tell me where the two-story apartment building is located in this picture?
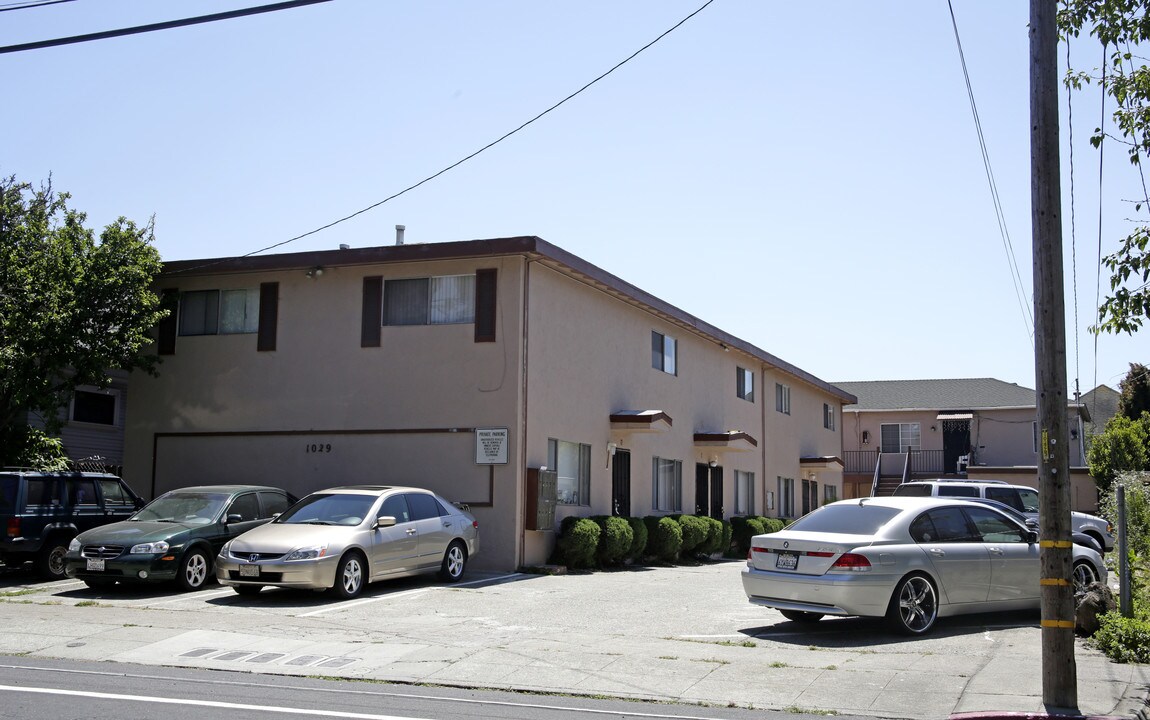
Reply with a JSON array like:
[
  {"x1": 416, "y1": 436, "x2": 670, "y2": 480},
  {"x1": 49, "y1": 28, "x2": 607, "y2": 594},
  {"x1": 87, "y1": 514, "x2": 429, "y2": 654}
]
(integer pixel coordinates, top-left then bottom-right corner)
[
  {"x1": 122, "y1": 236, "x2": 855, "y2": 571},
  {"x1": 833, "y1": 378, "x2": 1097, "y2": 512}
]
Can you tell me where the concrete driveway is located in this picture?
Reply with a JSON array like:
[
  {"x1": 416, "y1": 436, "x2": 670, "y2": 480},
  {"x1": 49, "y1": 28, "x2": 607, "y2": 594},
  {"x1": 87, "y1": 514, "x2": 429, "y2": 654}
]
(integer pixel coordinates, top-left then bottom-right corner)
[{"x1": 0, "y1": 560, "x2": 1146, "y2": 719}]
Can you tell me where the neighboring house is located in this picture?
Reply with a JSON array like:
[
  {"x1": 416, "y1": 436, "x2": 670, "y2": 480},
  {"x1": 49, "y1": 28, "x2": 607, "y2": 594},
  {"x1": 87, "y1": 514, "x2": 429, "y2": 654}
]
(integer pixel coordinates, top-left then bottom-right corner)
[
  {"x1": 22, "y1": 369, "x2": 129, "y2": 475},
  {"x1": 1080, "y1": 384, "x2": 1120, "y2": 437},
  {"x1": 833, "y1": 378, "x2": 1098, "y2": 512},
  {"x1": 121, "y1": 236, "x2": 855, "y2": 572}
]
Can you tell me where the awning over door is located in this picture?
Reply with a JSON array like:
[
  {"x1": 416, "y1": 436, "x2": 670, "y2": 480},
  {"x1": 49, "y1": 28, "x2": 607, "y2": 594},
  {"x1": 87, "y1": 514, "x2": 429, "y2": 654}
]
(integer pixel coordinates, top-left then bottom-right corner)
[
  {"x1": 936, "y1": 412, "x2": 973, "y2": 421},
  {"x1": 609, "y1": 410, "x2": 673, "y2": 433},
  {"x1": 693, "y1": 431, "x2": 757, "y2": 452}
]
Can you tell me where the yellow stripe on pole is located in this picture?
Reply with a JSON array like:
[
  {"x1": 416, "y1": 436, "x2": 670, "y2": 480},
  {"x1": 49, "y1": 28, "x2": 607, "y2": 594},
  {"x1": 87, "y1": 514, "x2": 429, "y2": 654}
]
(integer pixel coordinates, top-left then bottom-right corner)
[
  {"x1": 1041, "y1": 620, "x2": 1075, "y2": 629},
  {"x1": 1039, "y1": 540, "x2": 1074, "y2": 548},
  {"x1": 1040, "y1": 578, "x2": 1071, "y2": 586}
]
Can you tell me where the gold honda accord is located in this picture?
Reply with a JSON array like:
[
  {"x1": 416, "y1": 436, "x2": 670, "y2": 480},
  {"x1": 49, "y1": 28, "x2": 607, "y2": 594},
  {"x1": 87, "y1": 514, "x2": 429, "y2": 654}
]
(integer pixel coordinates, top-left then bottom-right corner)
[{"x1": 216, "y1": 485, "x2": 479, "y2": 599}]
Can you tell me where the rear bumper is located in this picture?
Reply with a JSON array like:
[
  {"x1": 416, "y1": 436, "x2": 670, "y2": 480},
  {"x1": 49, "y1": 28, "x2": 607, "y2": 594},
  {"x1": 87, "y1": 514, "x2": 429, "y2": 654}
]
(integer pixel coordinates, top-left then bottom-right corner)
[{"x1": 741, "y1": 565, "x2": 896, "y2": 618}]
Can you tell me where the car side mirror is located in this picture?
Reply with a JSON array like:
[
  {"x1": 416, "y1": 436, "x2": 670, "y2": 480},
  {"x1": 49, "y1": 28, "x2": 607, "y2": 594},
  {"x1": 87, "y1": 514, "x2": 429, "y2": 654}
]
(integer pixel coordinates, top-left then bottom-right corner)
[
  {"x1": 227, "y1": 514, "x2": 243, "y2": 524},
  {"x1": 374, "y1": 515, "x2": 396, "y2": 529},
  {"x1": 1026, "y1": 519, "x2": 1039, "y2": 529},
  {"x1": 1025, "y1": 530, "x2": 1038, "y2": 544}
]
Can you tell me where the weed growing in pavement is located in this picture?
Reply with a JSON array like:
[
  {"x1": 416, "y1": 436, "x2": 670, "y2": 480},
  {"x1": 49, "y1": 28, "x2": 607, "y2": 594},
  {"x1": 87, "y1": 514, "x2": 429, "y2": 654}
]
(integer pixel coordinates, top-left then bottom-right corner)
[
  {"x1": 770, "y1": 661, "x2": 788, "y2": 668},
  {"x1": 0, "y1": 588, "x2": 38, "y2": 597},
  {"x1": 714, "y1": 639, "x2": 756, "y2": 647},
  {"x1": 823, "y1": 665, "x2": 837, "y2": 670},
  {"x1": 658, "y1": 655, "x2": 678, "y2": 660},
  {"x1": 784, "y1": 705, "x2": 838, "y2": 715},
  {"x1": 75, "y1": 600, "x2": 102, "y2": 607}
]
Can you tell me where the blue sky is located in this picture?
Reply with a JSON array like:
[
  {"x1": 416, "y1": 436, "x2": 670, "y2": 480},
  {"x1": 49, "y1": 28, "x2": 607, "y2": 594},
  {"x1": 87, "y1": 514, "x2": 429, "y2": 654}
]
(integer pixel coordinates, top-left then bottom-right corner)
[{"x1": 4, "y1": 1, "x2": 1145, "y2": 396}]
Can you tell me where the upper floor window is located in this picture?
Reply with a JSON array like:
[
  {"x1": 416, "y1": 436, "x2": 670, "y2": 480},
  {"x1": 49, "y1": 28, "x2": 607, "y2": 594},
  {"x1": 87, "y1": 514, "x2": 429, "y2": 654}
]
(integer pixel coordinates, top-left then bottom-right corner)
[
  {"x1": 880, "y1": 422, "x2": 921, "y2": 453},
  {"x1": 71, "y1": 388, "x2": 117, "y2": 426},
  {"x1": 179, "y1": 289, "x2": 259, "y2": 335},
  {"x1": 384, "y1": 275, "x2": 475, "y2": 326},
  {"x1": 775, "y1": 383, "x2": 791, "y2": 414},
  {"x1": 737, "y1": 367, "x2": 754, "y2": 402},
  {"x1": 651, "y1": 331, "x2": 677, "y2": 375},
  {"x1": 823, "y1": 403, "x2": 835, "y2": 431}
]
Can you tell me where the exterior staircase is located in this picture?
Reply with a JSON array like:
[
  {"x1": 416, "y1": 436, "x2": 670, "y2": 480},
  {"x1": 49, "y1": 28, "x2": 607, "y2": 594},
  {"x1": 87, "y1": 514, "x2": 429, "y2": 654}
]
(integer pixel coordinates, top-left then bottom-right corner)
[{"x1": 872, "y1": 476, "x2": 904, "y2": 497}]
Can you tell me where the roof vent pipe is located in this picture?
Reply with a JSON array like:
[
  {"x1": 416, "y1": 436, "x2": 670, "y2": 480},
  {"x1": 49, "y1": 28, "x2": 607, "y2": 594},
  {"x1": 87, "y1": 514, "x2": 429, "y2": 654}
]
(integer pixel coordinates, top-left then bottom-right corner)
[{"x1": 395, "y1": 225, "x2": 405, "y2": 245}]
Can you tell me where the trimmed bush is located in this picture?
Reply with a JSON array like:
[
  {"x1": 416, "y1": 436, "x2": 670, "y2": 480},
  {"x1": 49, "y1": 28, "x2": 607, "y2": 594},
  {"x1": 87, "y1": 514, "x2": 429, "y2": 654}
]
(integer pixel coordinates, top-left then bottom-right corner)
[
  {"x1": 626, "y1": 516, "x2": 648, "y2": 560},
  {"x1": 644, "y1": 515, "x2": 683, "y2": 561},
  {"x1": 677, "y1": 514, "x2": 708, "y2": 553},
  {"x1": 762, "y1": 517, "x2": 786, "y2": 534},
  {"x1": 695, "y1": 516, "x2": 725, "y2": 556},
  {"x1": 1092, "y1": 611, "x2": 1150, "y2": 663},
  {"x1": 721, "y1": 520, "x2": 733, "y2": 556},
  {"x1": 730, "y1": 516, "x2": 767, "y2": 556},
  {"x1": 591, "y1": 515, "x2": 634, "y2": 566},
  {"x1": 556, "y1": 516, "x2": 600, "y2": 569}
]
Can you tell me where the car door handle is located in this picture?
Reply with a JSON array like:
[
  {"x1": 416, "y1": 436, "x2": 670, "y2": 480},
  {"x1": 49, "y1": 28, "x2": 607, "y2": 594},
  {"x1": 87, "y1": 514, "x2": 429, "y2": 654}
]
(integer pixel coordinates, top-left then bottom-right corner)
[
  {"x1": 405, "y1": 528, "x2": 417, "y2": 535},
  {"x1": 988, "y1": 547, "x2": 1004, "y2": 555},
  {"x1": 928, "y1": 548, "x2": 945, "y2": 557}
]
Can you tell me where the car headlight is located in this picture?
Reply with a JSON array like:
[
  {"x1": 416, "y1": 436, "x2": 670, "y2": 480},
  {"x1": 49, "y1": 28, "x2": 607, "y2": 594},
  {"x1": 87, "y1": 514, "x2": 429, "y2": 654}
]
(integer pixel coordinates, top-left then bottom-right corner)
[
  {"x1": 130, "y1": 541, "x2": 170, "y2": 554},
  {"x1": 220, "y1": 541, "x2": 232, "y2": 557},
  {"x1": 68, "y1": 538, "x2": 81, "y2": 552},
  {"x1": 285, "y1": 545, "x2": 327, "y2": 561}
]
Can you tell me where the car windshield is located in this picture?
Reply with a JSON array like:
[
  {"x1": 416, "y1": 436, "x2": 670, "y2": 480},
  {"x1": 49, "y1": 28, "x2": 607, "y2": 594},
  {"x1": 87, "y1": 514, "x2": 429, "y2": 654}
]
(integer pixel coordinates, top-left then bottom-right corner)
[
  {"x1": 276, "y1": 493, "x2": 377, "y2": 526},
  {"x1": 787, "y1": 503, "x2": 902, "y2": 535},
  {"x1": 132, "y1": 492, "x2": 228, "y2": 524}
]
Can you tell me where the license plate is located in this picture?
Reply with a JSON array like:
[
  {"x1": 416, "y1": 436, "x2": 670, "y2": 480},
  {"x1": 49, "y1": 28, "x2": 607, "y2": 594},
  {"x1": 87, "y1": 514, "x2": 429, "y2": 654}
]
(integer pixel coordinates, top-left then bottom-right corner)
[
  {"x1": 86, "y1": 558, "x2": 105, "y2": 571},
  {"x1": 775, "y1": 551, "x2": 798, "y2": 570},
  {"x1": 239, "y1": 564, "x2": 260, "y2": 577}
]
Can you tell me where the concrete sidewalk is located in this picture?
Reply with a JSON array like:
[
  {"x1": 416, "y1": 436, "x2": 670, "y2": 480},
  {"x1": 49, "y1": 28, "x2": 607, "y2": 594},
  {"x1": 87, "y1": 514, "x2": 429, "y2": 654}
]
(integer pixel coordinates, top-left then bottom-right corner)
[{"x1": 0, "y1": 561, "x2": 1146, "y2": 719}]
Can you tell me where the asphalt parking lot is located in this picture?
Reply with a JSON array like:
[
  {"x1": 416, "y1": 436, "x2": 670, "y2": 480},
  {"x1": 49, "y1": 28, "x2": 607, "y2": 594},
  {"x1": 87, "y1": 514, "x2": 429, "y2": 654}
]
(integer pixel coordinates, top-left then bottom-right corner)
[{"x1": 0, "y1": 559, "x2": 1147, "y2": 719}]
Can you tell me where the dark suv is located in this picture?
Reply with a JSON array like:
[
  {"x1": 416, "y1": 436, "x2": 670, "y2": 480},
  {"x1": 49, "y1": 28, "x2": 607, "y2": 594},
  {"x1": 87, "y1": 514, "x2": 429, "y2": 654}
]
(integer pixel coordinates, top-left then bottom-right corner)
[{"x1": 1, "y1": 470, "x2": 145, "y2": 579}]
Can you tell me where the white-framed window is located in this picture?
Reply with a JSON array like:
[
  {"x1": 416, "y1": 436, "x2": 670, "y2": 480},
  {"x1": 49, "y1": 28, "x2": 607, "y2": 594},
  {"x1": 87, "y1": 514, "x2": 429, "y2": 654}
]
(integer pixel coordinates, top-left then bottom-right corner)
[
  {"x1": 775, "y1": 383, "x2": 791, "y2": 414},
  {"x1": 737, "y1": 367, "x2": 754, "y2": 402},
  {"x1": 384, "y1": 275, "x2": 476, "y2": 326},
  {"x1": 651, "y1": 331, "x2": 677, "y2": 375},
  {"x1": 734, "y1": 470, "x2": 755, "y2": 514},
  {"x1": 71, "y1": 388, "x2": 118, "y2": 426},
  {"x1": 652, "y1": 457, "x2": 682, "y2": 512},
  {"x1": 880, "y1": 423, "x2": 921, "y2": 453},
  {"x1": 823, "y1": 403, "x2": 835, "y2": 431},
  {"x1": 766, "y1": 490, "x2": 775, "y2": 511},
  {"x1": 179, "y1": 289, "x2": 259, "y2": 336},
  {"x1": 778, "y1": 476, "x2": 794, "y2": 517},
  {"x1": 548, "y1": 438, "x2": 591, "y2": 505},
  {"x1": 823, "y1": 484, "x2": 838, "y2": 504}
]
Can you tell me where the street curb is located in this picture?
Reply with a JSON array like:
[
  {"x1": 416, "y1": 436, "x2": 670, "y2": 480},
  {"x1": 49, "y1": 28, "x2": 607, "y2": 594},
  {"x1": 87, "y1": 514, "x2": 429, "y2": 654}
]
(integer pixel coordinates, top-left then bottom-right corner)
[{"x1": 950, "y1": 713, "x2": 1130, "y2": 720}]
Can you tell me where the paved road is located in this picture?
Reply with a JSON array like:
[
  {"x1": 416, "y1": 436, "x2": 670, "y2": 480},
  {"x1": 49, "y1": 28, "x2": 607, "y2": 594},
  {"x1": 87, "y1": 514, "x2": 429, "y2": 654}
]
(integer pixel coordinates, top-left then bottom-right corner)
[{"x1": 0, "y1": 561, "x2": 1146, "y2": 719}]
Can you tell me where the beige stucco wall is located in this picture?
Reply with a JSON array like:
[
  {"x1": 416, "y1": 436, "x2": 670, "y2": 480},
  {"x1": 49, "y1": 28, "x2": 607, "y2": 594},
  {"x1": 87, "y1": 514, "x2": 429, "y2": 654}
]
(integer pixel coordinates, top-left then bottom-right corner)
[{"x1": 124, "y1": 256, "x2": 528, "y2": 572}]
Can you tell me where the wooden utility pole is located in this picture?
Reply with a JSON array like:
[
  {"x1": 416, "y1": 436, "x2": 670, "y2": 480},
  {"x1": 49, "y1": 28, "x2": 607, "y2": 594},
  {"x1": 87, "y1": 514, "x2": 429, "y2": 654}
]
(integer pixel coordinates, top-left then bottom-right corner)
[{"x1": 1030, "y1": 0, "x2": 1078, "y2": 710}]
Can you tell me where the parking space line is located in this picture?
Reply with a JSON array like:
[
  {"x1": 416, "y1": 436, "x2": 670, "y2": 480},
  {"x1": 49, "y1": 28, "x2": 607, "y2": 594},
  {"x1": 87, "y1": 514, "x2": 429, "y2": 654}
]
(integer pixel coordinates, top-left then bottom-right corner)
[
  {"x1": 119, "y1": 587, "x2": 236, "y2": 608},
  {"x1": 299, "y1": 573, "x2": 524, "y2": 617}
]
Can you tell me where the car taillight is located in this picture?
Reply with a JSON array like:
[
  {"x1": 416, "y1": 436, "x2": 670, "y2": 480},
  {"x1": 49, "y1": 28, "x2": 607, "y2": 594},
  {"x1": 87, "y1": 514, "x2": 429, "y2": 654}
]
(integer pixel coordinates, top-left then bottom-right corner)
[
  {"x1": 472, "y1": 520, "x2": 479, "y2": 529},
  {"x1": 6, "y1": 517, "x2": 18, "y2": 538},
  {"x1": 830, "y1": 553, "x2": 871, "y2": 571}
]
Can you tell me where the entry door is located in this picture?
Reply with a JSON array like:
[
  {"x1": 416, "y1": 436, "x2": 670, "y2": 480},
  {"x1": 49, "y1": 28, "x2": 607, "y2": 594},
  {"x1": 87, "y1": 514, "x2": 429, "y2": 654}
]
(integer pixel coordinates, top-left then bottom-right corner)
[
  {"x1": 695, "y1": 464, "x2": 710, "y2": 516},
  {"x1": 943, "y1": 420, "x2": 971, "y2": 473},
  {"x1": 709, "y1": 466, "x2": 724, "y2": 520},
  {"x1": 611, "y1": 449, "x2": 631, "y2": 517}
]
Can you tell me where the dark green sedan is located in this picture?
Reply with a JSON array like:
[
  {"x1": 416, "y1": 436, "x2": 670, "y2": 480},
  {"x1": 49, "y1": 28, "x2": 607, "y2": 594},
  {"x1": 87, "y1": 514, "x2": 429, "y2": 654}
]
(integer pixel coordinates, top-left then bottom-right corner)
[{"x1": 64, "y1": 485, "x2": 294, "y2": 591}]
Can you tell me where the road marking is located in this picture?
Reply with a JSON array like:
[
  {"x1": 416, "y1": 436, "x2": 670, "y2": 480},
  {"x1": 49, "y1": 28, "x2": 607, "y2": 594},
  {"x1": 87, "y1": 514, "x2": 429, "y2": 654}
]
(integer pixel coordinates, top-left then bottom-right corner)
[
  {"x1": 122, "y1": 587, "x2": 235, "y2": 607},
  {"x1": 0, "y1": 684, "x2": 428, "y2": 719},
  {"x1": 298, "y1": 573, "x2": 524, "y2": 617}
]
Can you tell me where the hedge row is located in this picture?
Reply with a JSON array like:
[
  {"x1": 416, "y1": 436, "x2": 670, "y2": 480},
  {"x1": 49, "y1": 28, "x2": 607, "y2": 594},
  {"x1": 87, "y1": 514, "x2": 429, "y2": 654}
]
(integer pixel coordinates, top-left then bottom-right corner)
[{"x1": 552, "y1": 513, "x2": 773, "y2": 570}]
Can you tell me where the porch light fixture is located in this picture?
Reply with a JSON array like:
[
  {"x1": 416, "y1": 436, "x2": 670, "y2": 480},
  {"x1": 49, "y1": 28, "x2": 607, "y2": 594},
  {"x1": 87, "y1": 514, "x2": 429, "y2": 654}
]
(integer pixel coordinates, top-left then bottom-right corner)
[{"x1": 306, "y1": 266, "x2": 324, "y2": 279}]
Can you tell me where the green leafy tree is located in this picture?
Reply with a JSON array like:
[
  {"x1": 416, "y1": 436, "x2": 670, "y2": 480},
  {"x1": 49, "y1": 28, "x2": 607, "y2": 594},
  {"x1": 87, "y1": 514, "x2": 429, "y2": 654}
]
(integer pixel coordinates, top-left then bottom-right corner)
[
  {"x1": 1059, "y1": 4, "x2": 1150, "y2": 334},
  {"x1": 1087, "y1": 413, "x2": 1150, "y2": 492},
  {"x1": 0, "y1": 175, "x2": 166, "y2": 466},
  {"x1": 1118, "y1": 362, "x2": 1150, "y2": 420}
]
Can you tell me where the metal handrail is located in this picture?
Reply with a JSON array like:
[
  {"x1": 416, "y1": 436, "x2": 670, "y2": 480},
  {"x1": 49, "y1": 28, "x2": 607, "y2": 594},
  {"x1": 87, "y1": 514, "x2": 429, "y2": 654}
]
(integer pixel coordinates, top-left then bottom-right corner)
[
  {"x1": 901, "y1": 449, "x2": 912, "y2": 485},
  {"x1": 870, "y1": 453, "x2": 882, "y2": 497}
]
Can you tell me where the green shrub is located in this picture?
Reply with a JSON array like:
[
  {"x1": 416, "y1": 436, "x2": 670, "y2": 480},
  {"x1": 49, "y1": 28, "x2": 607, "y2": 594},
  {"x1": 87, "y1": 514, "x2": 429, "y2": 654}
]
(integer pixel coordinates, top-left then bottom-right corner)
[
  {"x1": 591, "y1": 515, "x2": 633, "y2": 566},
  {"x1": 0, "y1": 425, "x2": 69, "y2": 471},
  {"x1": 730, "y1": 516, "x2": 767, "y2": 556},
  {"x1": 762, "y1": 517, "x2": 786, "y2": 533},
  {"x1": 1092, "y1": 611, "x2": 1150, "y2": 663},
  {"x1": 644, "y1": 516, "x2": 683, "y2": 561},
  {"x1": 695, "y1": 516, "x2": 724, "y2": 556},
  {"x1": 556, "y1": 517, "x2": 600, "y2": 569},
  {"x1": 677, "y1": 515, "x2": 708, "y2": 553},
  {"x1": 721, "y1": 519, "x2": 733, "y2": 555},
  {"x1": 626, "y1": 516, "x2": 648, "y2": 560}
]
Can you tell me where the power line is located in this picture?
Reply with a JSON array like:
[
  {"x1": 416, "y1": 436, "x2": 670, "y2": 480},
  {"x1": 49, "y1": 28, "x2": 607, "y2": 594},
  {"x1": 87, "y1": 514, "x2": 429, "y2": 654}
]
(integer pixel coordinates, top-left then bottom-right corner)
[
  {"x1": 0, "y1": 0, "x2": 331, "y2": 54},
  {"x1": 0, "y1": 0, "x2": 76, "y2": 12},
  {"x1": 946, "y1": 0, "x2": 1034, "y2": 344},
  {"x1": 171, "y1": 0, "x2": 717, "y2": 274}
]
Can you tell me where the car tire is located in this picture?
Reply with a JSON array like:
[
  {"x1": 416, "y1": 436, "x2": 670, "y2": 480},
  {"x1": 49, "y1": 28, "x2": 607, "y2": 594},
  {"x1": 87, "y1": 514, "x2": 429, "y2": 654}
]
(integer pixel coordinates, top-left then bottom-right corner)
[
  {"x1": 1072, "y1": 560, "x2": 1100, "y2": 594},
  {"x1": 234, "y1": 585, "x2": 262, "y2": 596},
  {"x1": 35, "y1": 538, "x2": 69, "y2": 580},
  {"x1": 886, "y1": 573, "x2": 938, "y2": 635},
  {"x1": 176, "y1": 548, "x2": 211, "y2": 591},
  {"x1": 82, "y1": 578, "x2": 116, "y2": 590},
  {"x1": 331, "y1": 552, "x2": 365, "y2": 599},
  {"x1": 780, "y1": 610, "x2": 824, "y2": 624},
  {"x1": 438, "y1": 542, "x2": 467, "y2": 582}
]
